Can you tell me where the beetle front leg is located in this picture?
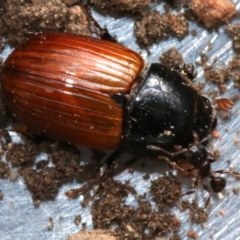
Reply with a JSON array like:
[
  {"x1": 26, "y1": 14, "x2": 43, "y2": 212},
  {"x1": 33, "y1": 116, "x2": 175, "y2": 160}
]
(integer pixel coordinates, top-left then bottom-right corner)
[{"x1": 146, "y1": 144, "x2": 200, "y2": 174}]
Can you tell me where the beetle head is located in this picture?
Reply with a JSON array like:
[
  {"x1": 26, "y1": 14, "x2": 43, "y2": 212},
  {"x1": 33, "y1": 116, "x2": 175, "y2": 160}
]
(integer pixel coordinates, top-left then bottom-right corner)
[{"x1": 185, "y1": 143, "x2": 226, "y2": 192}]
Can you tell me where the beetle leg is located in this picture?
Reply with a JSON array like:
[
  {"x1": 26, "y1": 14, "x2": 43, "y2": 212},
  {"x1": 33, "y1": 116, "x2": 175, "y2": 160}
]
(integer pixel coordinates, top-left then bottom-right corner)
[
  {"x1": 193, "y1": 131, "x2": 212, "y2": 145},
  {"x1": 158, "y1": 155, "x2": 194, "y2": 174},
  {"x1": 213, "y1": 170, "x2": 228, "y2": 174},
  {"x1": 158, "y1": 152, "x2": 195, "y2": 172},
  {"x1": 192, "y1": 131, "x2": 199, "y2": 142},
  {"x1": 181, "y1": 190, "x2": 195, "y2": 196},
  {"x1": 228, "y1": 169, "x2": 240, "y2": 178},
  {"x1": 82, "y1": 3, "x2": 117, "y2": 42},
  {"x1": 104, "y1": 156, "x2": 139, "y2": 178},
  {"x1": 212, "y1": 169, "x2": 240, "y2": 177},
  {"x1": 158, "y1": 156, "x2": 175, "y2": 167},
  {"x1": 184, "y1": 176, "x2": 213, "y2": 208},
  {"x1": 146, "y1": 144, "x2": 188, "y2": 157},
  {"x1": 206, "y1": 151, "x2": 217, "y2": 162},
  {"x1": 105, "y1": 148, "x2": 124, "y2": 167}
]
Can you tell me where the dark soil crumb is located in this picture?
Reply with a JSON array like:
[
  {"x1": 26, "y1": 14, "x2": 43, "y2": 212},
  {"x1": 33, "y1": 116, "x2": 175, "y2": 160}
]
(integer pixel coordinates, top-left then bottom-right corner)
[
  {"x1": 0, "y1": 38, "x2": 4, "y2": 52},
  {"x1": 226, "y1": 24, "x2": 240, "y2": 53},
  {"x1": 150, "y1": 175, "x2": 181, "y2": 210},
  {"x1": 91, "y1": 177, "x2": 179, "y2": 239},
  {"x1": 191, "y1": 207, "x2": 208, "y2": 224},
  {"x1": 228, "y1": 56, "x2": 240, "y2": 88},
  {"x1": 3, "y1": 130, "x2": 18, "y2": 147},
  {"x1": 204, "y1": 64, "x2": 230, "y2": 93},
  {"x1": 82, "y1": 222, "x2": 87, "y2": 230},
  {"x1": 91, "y1": 179, "x2": 134, "y2": 228},
  {"x1": 74, "y1": 215, "x2": 81, "y2": 226},
  {"x1": 3, "y1": 139, "x2": 103, "y2": 202},
  {"x1": 164, "y1": 0, "x2": 190, "y2": 10},
  {"x1": 75, "y1": 163, "x2": 100, "y2": 184},
  {"x1": 181, "y1": 200, "x2": 208, "y2": 224},
  {"x1": 180, "y1": 199, "x2": 191, "y2": 211},
  {"x1": 170, "y1": 234, "x2": 182, "y2": 240},
  {"x1": 168, "y1": 12, "x2": 189, "y2": 39},
  {"x1": 0, "y1": 87, "x2": 8, "y2": 128},
  {"x1": 90, "y1": 0, "x2": 150, "y2": 13},
  {"x1": 134, "y1": 10, "x2": 188, "y2": 46},
  {"x1": 0, "y1": 190, "x2": 3, "y2": 200},
  {"x1": 6, "y1": 142, "x2": 37, "y2": 167},
  {"x1": 17, "y1": 143, "x2": 99, "y2": 201},
  {"x1": 80, "y1": 189, "x2": 93, "y2": 208},
  {"x1": 51, "y1": 144, "x2": 81, "y2": 183},
  {"x1": 197, "y1": 53, "x2": 210, "y2": 66},
  {"x1": 134, "y1": 10, "x2": 169, "y2": 45},
  {"x1": 233, "y1": 188, "x2": 239, "y2": 195},
  {"x1": 36, "y1": 160, "x2": 49, "y2": 170},
  {"x1": 142, "y1": 173, "x2": 150, "y2": 180},
  {"x1": 159, "y1": 47, "x2": 183, "y2": 68},
  {"x1": 0, "y1": 161, "x2": 10, "y2": 178},
  {"x1": 47, "y1": 217, "x2": 54, "y2": 230},
  {"x1": 21, "y1": 167, "x2": 63, "y2": 201},
  {"x1": 9, "y1": 170, "x2": 18, "y2": 181},
  {"x1": 62, "y1": 0, "x2": 80, "y2": 7},
  {"x1": 0, "y1": 0, "x2": 92, "y2": 45}
]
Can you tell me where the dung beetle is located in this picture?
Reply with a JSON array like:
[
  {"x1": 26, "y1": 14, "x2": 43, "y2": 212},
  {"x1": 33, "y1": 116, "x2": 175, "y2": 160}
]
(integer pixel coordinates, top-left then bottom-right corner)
[{"x1": 1, "y1": 32, "x2": 226, "y2": 192}]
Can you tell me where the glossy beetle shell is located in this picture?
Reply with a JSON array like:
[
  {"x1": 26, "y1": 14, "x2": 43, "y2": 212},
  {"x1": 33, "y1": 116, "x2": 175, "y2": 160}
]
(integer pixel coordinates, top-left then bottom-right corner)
[
  {"x1": 123, "y1": 63, "x2": 216, "y2": 157},
  {"x1": 1, "y1": 33, "x2": 144, "y2": 149}
]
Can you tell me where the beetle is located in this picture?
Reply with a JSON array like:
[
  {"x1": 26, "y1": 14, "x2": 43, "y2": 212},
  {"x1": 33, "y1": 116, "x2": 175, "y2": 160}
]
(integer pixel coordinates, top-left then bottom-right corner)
[{"x1": 1, "y1": 32, "x2": 226, "y2": 192}]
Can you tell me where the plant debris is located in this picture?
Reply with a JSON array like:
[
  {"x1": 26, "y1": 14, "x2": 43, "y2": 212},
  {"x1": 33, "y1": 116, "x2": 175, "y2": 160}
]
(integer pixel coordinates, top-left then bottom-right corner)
[
  {"x1": 68, "y1": 230, "x2": 118, "y2": 240},
  {"x1": 191, "y1": 0, "x2": 237, "y2": 28},
  {"x1": 187, "y1": 229, "x2": 198, "y2": 239}
]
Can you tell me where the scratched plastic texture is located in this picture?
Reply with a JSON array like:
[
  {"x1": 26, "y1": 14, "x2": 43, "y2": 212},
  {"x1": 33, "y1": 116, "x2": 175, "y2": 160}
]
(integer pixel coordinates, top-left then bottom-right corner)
[{"x1": 1, "y1": 1, "x2": 240, "y2": 240}]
